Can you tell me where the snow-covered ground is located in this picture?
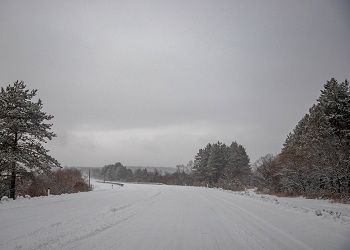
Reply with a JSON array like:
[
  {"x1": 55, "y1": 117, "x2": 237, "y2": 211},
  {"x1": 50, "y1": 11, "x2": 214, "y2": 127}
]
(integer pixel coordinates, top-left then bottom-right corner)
[{"x1": 1, "y1": 181, "x2": 350, "y2": 250}]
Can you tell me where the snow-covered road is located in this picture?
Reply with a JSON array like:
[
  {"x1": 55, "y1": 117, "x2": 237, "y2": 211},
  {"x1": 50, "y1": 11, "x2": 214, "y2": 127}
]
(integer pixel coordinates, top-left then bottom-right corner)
[{"x1": 1, "y1": 182, "x2": 349, "y2": 250}]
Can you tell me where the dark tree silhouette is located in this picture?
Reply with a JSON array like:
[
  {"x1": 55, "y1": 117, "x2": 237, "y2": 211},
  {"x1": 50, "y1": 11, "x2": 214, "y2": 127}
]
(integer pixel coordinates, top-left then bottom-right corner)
[{"x1": 0, "y1": 81, "x2": 60, "y2": 199}]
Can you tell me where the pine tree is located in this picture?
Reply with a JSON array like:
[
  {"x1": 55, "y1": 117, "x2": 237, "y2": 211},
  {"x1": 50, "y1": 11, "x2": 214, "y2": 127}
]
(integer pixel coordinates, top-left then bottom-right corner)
[
  {"x1": 279, "y1": 113, "x2": 312, "y2": 193},
  {"x1": 224, "y1": 141, "x2": 251, "y2": 185},
  {"x1": 277, "y1": 78, "x2": 350, "y2": 197},
  {"x1": 192, "y1": 141, "x2": 251, "y2": 188},
  {"x1": 318, "y1": 78, "x2": 350, "y2": 142},
  {"x1": 192, "y1": 143, "x2": 212, "y2": 183},
  {"x1": 0, "y1": 81, "x2": 60, "y2": 199},
  {"x1": 316, "y1": 78, "x2": 350, "y2": 195},
  {"x1": 206, "y1": 142, "x2": 227, "y2": 185}
]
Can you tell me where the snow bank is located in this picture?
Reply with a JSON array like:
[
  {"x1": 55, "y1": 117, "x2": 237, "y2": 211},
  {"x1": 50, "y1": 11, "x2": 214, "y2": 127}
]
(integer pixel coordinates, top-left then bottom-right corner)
[{"x1": 228, "y1": 189, "x2": 350, "y2": 224}]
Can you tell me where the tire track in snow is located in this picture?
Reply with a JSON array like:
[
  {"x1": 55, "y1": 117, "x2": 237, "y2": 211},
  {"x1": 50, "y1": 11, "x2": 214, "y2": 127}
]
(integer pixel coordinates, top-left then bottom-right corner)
[
  {"x1": 8, "y1": 189, "x2": 163, "y2": 250},
  {"x1": 203, "y1": 190, "x2": 313, "y2": 250},
  {"x1": 2, "y1": 185, "x2": 349, "y2": 250}
]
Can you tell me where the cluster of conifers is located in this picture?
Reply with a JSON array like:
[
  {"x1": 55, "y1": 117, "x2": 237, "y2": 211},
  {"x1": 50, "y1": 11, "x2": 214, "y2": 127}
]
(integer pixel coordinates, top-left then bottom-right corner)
[{"x1": 254, "y1": 78, "x2": 350, "y2": 199}]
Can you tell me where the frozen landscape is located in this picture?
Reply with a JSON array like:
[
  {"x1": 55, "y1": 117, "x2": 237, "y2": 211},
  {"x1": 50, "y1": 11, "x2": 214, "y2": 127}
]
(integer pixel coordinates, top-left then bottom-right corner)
[
  {"x1": 1, "y1": 1, "x2": 350, "y2": 250},
  {"x1": 1, "y1": 181, "x2": 349, "y2": 250}
]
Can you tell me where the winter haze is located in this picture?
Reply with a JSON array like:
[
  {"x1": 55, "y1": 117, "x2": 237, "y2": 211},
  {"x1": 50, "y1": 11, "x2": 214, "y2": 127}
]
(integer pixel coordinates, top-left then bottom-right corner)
[{"x1": 0, "y1": 0, "x2": 349, "y2": 167}]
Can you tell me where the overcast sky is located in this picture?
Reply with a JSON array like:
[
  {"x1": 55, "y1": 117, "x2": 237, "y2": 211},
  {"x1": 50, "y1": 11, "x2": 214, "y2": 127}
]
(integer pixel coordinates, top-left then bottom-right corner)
[{"x1": 0, "y1": 0, "x2": 349, "y2": 167}]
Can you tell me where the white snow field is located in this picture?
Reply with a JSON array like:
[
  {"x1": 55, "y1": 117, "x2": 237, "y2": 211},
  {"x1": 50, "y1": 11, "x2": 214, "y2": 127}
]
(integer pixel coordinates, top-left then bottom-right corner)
[{"x1": 1, "y1": 181, "x2": 350, "y2": 250}]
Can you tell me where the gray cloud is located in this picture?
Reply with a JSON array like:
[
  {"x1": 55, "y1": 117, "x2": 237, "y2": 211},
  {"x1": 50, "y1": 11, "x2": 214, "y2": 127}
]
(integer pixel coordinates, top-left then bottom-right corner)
[{"x1": 1, "y1": 0, "x2": 349, "y2": 167}]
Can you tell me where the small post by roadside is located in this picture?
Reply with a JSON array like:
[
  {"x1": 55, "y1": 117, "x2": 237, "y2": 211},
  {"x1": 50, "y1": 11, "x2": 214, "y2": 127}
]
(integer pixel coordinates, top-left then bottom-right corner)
[
  {"x1": 88, "y1": 169, "x2": 91, "y2": 189},
  {"x1": 47, "y1": 187, "x2": 50, "y2": 196}
]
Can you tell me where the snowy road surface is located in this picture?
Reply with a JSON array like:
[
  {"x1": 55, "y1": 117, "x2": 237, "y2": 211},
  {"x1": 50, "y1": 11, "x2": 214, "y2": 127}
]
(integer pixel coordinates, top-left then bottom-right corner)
[{"x1": 1, "y1": 182, "x2": 350, "y2": 250}]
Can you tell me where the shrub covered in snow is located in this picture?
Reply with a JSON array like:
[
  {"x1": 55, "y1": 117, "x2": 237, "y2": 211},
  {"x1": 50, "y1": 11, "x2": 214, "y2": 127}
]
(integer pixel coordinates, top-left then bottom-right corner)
[
  {"x1": 1, "y1": 196, "x2": 9, "y2": 202},
  {"x1": 27, "y1": 168, "x2": 91, "y2": 197},
  {"x1": 315, "y1": 209, "x2": 322, "y2": 216}
]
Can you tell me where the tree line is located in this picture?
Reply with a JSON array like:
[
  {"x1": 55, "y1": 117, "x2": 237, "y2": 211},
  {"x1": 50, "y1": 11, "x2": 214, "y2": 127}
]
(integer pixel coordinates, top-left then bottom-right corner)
[
  {"x1": 1, "y1": 78, "x2": 349, "y2": 200},
  {"x1": 253, "y1": 78, "x2": 350, "y2": 199},
  {"x1": 96, "y1": 141, "x2": 252, "y2": 191},
  {"x1": 115, "y1": 78, "x2": 349, "y2": 200},
  {"x1": 91, "y1": 162, "x2": 193, "y2": 186}
]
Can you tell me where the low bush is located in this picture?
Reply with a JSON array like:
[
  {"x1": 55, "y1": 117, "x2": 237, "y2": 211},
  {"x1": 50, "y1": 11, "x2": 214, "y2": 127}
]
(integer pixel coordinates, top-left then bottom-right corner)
[{"x1": 20, "y1": 168, "x2": 91, "y2": 197}]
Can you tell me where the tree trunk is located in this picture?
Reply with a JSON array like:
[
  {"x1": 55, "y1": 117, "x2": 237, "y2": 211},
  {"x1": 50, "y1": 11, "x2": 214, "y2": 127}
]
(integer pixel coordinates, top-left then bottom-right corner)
[
  {"x1": 10, "y1": 131, "x2": 18, "y2": 200},
  {"x1": 10, "y1": 163, "x2": 16, "y2": 199},
  {"x1": 336, "y1": 178, "x2": 341, "y2": 194}
]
